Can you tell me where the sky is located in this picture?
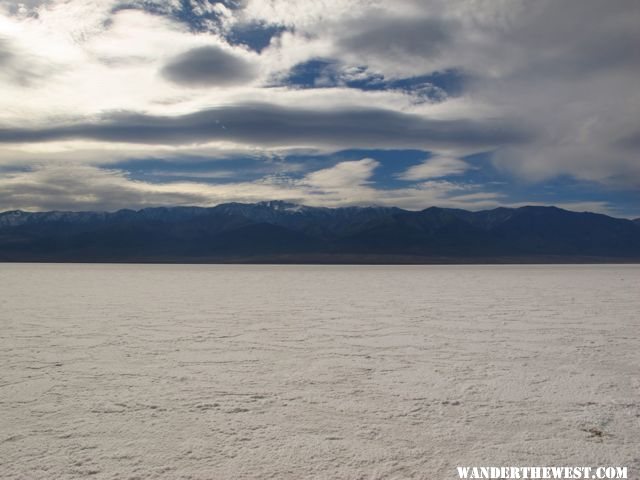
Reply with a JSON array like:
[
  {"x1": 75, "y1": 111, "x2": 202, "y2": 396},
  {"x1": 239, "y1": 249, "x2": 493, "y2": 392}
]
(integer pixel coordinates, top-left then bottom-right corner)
[{"x1": 0, "y1": 0, "x2": 638, "y2": 217}]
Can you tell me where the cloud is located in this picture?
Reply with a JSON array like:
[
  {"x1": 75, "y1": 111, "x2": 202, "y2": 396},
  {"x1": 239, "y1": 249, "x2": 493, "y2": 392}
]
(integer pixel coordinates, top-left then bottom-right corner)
[
  {"x1": 0, "y1": 38, "x2": 10, "y2": 62},
  {"x1": 614, "y1": 131, "x2": 640, "y2": 151},
  {"x1": 249, "y1": 0, "x2": 640, "y2": 186},
  {"x1": 398, "y1": 155, "x2": 470, "y2": 181},
  {"x1": 0, "y1": 0, "x2": 639, "y2": 213},
  {"x1": 303, "y1": 158, "x2": 377, "y2": 189},
  {"x1": 0, "y1": 164, "x2": 211, "y2": 212},
  {"x1": 0, "y1": 103, "x2": 533, "y2": 150},
  {"x1": 0, "y1": 36, "x2": 57, "y2": 86},
  {"x1": 0, "y1": 161, "x2": 504, "y2": 212},
  {"x1": 0, "y1": 159, "x2": 629, "y2": 216},
  {"x1": 0, "y1": 0, "x2": 51, "y2": 15},
  {"x1": 161, "y1": 45, "x2": 255, "y2": 87},
  {"x1": 338, "y1": 15, "x2": 456, "y2": 69}
]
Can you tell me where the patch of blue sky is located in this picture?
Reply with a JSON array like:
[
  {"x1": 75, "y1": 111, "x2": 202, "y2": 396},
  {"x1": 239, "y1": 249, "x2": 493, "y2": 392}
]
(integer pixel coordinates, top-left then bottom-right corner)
[
  {"x1": 276, "y1": 59, "x2": 466, "y2": 100},
  {"x1": 107, "y1": 156, "x2": 272, "y2": 184},
  {"x1": 227, "y1": 22, "x2": 288, "y2": 52},
  {"x1": 455, "y1": 153, "x2": 640, "y2": 216},
  {"x1": 107, "y1": 150, "x2": 640, "y2": 217},
  {"x1": 108, "y1": 150, "x2": 429, "y2": 186},
  {"x1": 112, "y1": 0, "x2": 241, "y2": 32}
]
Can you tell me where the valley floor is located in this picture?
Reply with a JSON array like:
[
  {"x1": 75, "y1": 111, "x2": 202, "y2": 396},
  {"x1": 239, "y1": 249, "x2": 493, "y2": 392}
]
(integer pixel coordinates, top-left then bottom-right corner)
[{"x1": 1, "y1": 264, "x2": 638, "y2": 479}]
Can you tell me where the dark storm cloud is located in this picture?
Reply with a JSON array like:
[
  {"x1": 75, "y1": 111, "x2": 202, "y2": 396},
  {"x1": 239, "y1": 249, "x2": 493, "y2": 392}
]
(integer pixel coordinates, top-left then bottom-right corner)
[
  {"x1": 161, "y1": 45, "x2": 255, "y2": 87},
  {"x1": 499, "y1": 1, "x2": 640, "y2": 76},
  {"x1": 614, "y1": 131, "x2": 640, "y2": 151},
  {"x1": 0, "y1": 103, "x2": 533, "y2": 149},
  {"x1": 338, "y1": 16, "x2": 456, "y2": 60}
]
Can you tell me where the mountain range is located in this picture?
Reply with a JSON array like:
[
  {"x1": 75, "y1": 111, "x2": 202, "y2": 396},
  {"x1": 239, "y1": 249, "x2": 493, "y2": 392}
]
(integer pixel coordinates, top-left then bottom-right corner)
[{"x1": 1, "y1": 201, "x2": 640, "y2": 263}]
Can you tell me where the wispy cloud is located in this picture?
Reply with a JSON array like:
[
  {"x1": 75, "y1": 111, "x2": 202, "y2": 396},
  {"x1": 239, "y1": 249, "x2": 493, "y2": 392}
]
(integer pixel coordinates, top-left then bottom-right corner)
[
  {"x1": 398, "y1": 155, "x2": 470, "y2": 181},
  {"x1": 0, "y1": 160, "x2": 505, "y2": 212}
]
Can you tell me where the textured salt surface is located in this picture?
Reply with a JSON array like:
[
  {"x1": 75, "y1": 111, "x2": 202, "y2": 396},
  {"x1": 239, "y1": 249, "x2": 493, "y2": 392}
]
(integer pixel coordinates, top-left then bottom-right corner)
[{"x1": 0, "y1": 264, "x2": 639, "y2": 479}]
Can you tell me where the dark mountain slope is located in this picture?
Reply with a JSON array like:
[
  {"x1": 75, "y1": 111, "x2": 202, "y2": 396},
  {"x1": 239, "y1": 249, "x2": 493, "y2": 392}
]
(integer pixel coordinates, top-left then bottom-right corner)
[
  {"x1": 335, "y1": 208, "x2": 491, "y2": 255},
  {"x1": 489, "y1": 207, "x2": 640, "y2": 256},
  {"x1": 1, "y1": 202, "x2": 639, "y2": 263}
]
